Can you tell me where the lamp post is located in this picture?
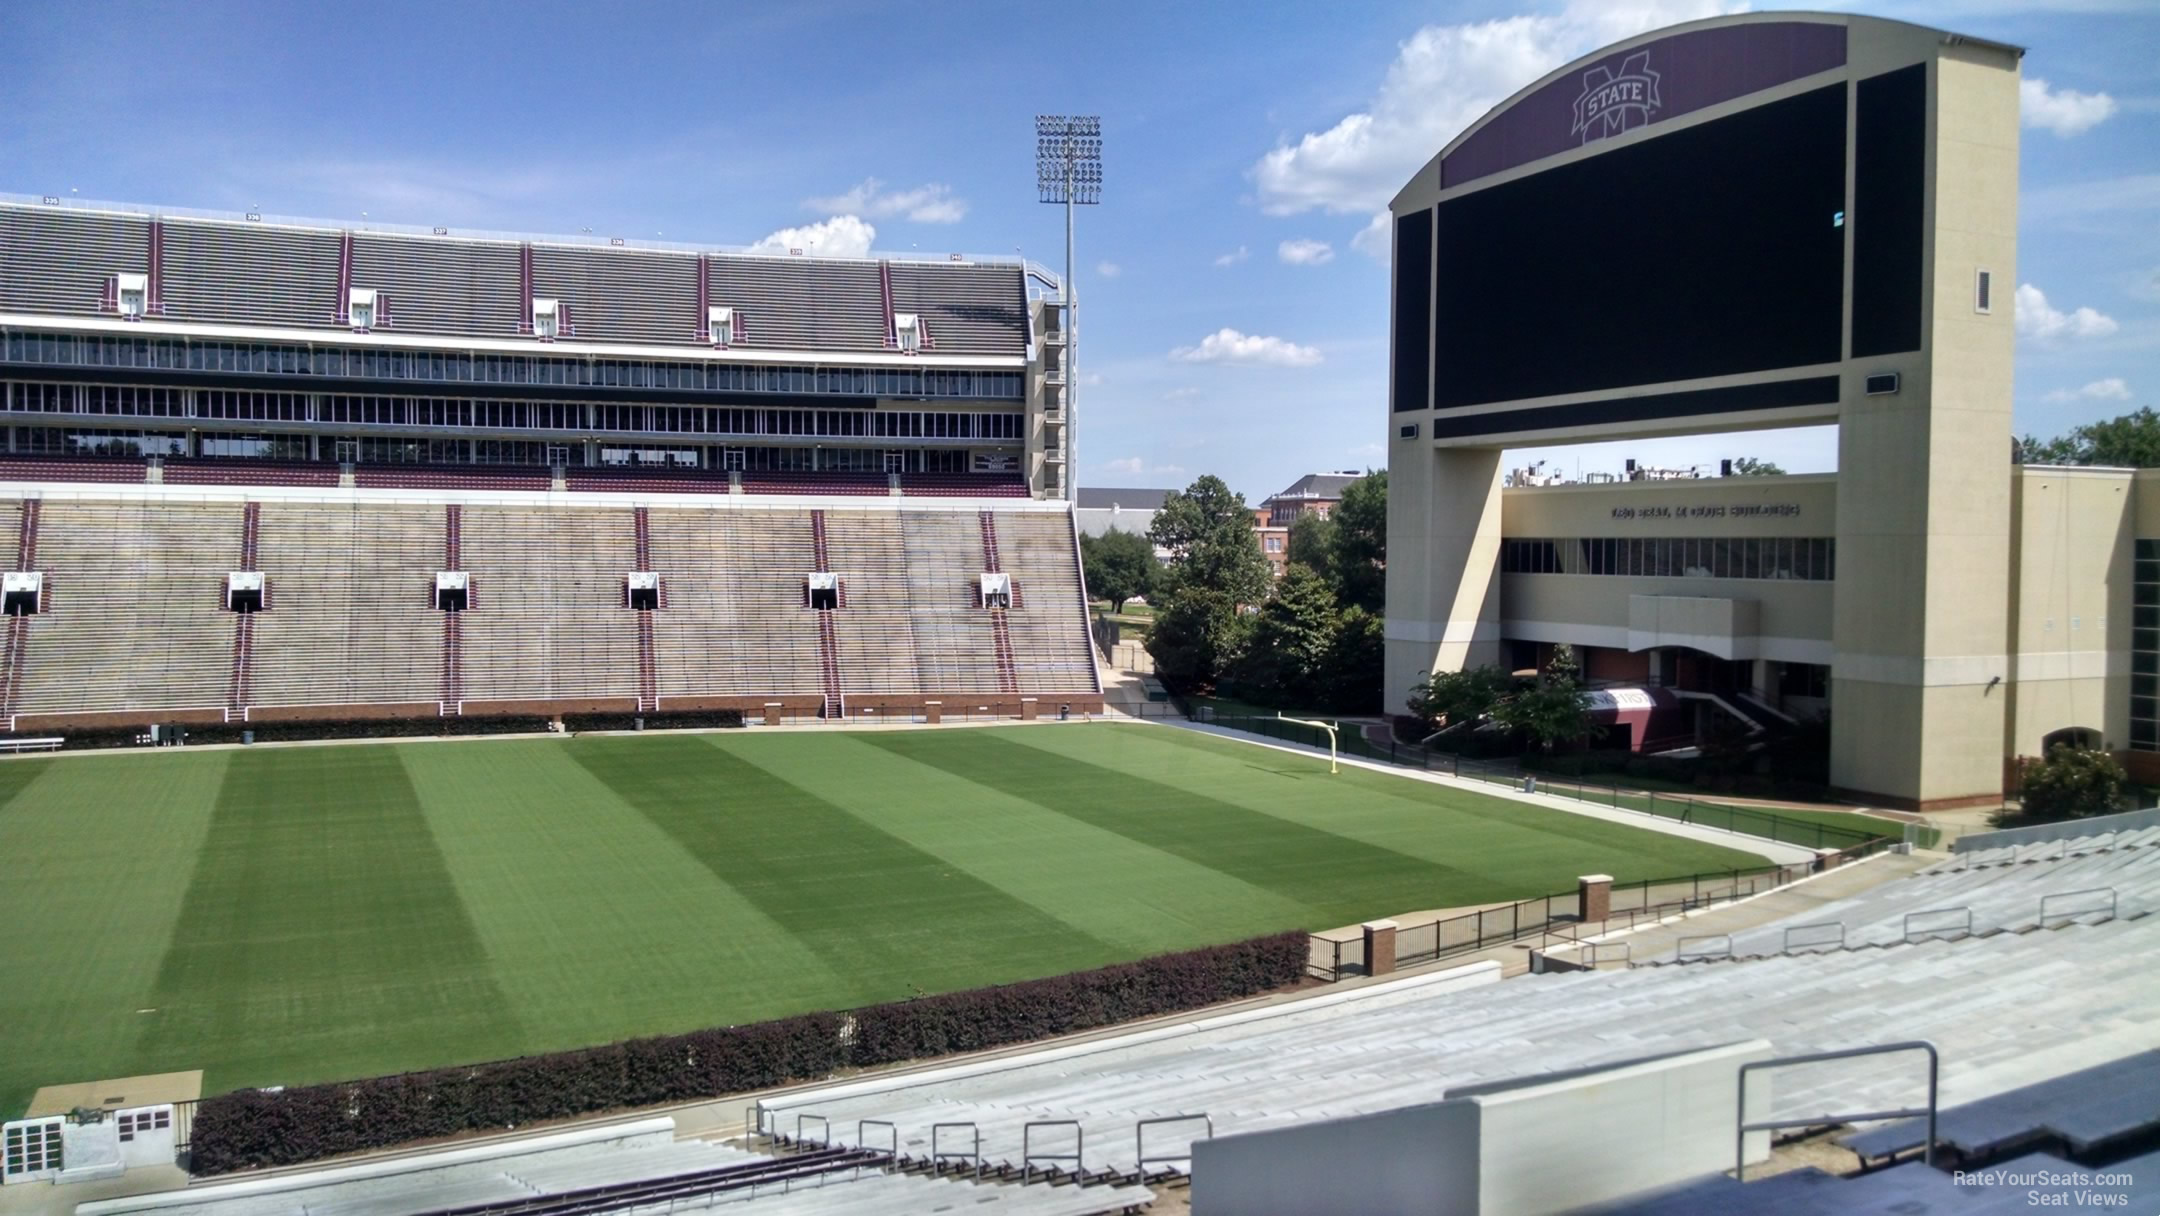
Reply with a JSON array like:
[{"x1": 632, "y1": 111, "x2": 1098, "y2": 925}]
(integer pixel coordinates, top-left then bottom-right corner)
[{"x1": 1036, "y1": 115, "x2": 1101, "y2": 502}]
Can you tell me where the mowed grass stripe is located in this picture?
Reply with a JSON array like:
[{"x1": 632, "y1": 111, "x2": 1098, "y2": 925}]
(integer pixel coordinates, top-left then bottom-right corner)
[
  {"x1": 567, "y1": 736, "x2": 1116, "y2": 1006},
  {"x1": 713, "y1": 732, "x2": 1315, "y2": 956},
  {"x1": 404, "y1": 741, "x2": 859, "y2": 1046},
  {"x1": 1017, "y1": 725, "x2": 1773, "y2": 881},
  {"x1": 856, "y1": 730, "x2": 1505, "y2": 926},
  {"x1": 135, "y1": 747, "x2": 523, "y2": 1095},
  {"x1": 0, "y1": 754, "x2": 227, "y2": 1118}
]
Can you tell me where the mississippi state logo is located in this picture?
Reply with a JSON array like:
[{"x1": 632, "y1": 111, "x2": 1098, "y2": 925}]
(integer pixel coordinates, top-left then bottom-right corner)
[{"x1": 1571, "y1": 51, "x2": 1662, "y2": 144}]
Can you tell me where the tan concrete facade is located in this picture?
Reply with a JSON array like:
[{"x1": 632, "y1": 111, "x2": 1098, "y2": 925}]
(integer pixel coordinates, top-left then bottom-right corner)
[{"x1": 1384, "y1": 13, "x2": 2028, "y2": 810}]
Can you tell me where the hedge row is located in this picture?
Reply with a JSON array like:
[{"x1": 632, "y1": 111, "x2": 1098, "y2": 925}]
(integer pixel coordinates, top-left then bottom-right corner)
[
  {"x1": 560, "y1": 710, "x2": 745, "y2": 732},
  {"x1": 189, "y1": 930, "x2": 1308, "y2": 1175}
]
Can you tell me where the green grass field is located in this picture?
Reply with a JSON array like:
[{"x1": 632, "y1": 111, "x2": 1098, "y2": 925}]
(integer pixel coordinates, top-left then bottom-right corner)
[{"x1": 0, "y1": 722, "x2": 1772, "y2": 1117}]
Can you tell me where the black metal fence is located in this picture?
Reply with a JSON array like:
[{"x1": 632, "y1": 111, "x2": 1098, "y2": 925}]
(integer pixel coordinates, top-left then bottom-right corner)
[
  {"x1": 1305, "y1": 860, "x2": 1822, "y2": 981},
  {"x1": 1190, "y1": 710, "x2": 1891, "y2": 854}
]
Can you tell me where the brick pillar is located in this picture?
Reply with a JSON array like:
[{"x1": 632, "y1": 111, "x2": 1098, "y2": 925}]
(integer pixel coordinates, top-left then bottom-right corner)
[
  {"x1": 924, "y1": 701, "x2": 942, "y2": 725},
  {"x1": 763, "y1": 702, "x2": 781, "y2": 727},
  {"x1": 1363, "y1": 919, "x2": 1398, "y2": 976},
  {"x1": 1578, "y1": 874, "x2": 1613, "y2": 924},
  {"x1": 1020, "y1": 698, "x2": 1039, "y2": 721}
]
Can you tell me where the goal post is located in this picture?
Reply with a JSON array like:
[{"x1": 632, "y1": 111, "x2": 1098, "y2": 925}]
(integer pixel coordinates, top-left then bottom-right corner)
[{"x1": 1277, "y1": 713, "x2": 1340, "y2": 774}]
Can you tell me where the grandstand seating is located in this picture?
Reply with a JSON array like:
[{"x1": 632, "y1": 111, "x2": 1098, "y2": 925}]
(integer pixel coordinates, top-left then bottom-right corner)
[
  {"x1": 0, "y1": 456, "x2": 147, "y2": 484},
  {"x1": 532, "y1": 244, "x2": 699, "y2": 347},
  {"x1": 163, "y1": 458, "x2": 339, "y2": 488},
  {"x1": 900, "y1": 511, "x2": 1007, "y2": 697},
  {"x1": 0, "y1": 204, "x2": 148, "y2": 317},
  {"x1": 458, "y1": 507, "x2": 641, "y2": 705},
  {"x1": 762, "y1": 844, "x2": 2160, "y2": 1180},
  {"x1": 162, "y1": 218, "x2": 343, "y2": 330},
  {"x1": 566, "y1": 467, "x2": 732, "y2": 495},
  {"x1": 350, "y1": 232, "x2": 524, "y2": 339},
  {"x1": 822, "y1": 510, "x2": 923, "y2": 700},
  {"x1": 11, "y1": 499, "x2": 235, "y2": 717},
  {"x1": 706, "y1": 257, "x2": 889, "y2": 354},
  {"x1": 0, "y1": 491, "x2": 1095, "y2": 724},
  {"x1": 901, "y1": 472, "x2": 1029, "y2": 498},
  {"x1": 995, "y1": 512, "x2": 1098, "y2": 697},
  {"x1": 741, "y1": 471, "x2": 890, "y2": 496},
  {"x1": 247, "y1": 502, "x2": 444, "y2": 710},
  {"x1": 886, "y1": 262, "x2": 1031, "y2": 355},
  {"x1": 647, "y1": 506, "x2": 826, "y2": 702},
  {"x1": 355, "y1": 465, "x2": 553, "y2": 492}
]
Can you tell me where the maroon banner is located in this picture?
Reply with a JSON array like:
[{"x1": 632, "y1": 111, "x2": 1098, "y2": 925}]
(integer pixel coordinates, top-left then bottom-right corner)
[{"x1": 1441, "y1": 20, "x2": 1847, "y2": 190}]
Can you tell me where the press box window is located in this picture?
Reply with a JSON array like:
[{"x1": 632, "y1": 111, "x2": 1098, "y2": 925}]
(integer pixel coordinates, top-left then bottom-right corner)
[
  {"x1": 226, "y1": 571, "x2": 264, "y2": 613},
  {"x1": 3, "y1": 571, "x2": 42, "y2": 616},
  {"x1": 1399, "y1": 423, "x2": 1420, "y2": 439},
  {"x1": 435, "y1": 571, "x2": 468, "y2": 612}
]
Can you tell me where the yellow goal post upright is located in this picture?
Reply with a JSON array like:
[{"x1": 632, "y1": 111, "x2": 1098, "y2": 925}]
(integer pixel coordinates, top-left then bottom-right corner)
[{"x1": 1277, "y1": 713, "x2": 1340, "y2": 774}]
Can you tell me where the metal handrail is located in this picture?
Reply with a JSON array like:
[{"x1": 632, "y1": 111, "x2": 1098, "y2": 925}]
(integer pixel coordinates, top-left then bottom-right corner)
[
  {"x1": 1135, "y1": 1114, "x2": 1212, "y2": 1176},
  {"x1": 1583, "y1": 941, "x2": 1632, "y2": 965},
  {"x1": 1903, "y1": 906, "x2": 1973, "y2": 941},
  {"x1": 1737, "y1": 1041, "x2": 1938, "y2": 1180},
  {"x1": 1022, "y1": 1119, "x2": 1084, "y2": 1181},
  {"x1": 1782, "y1": 921, "x2": 1847, "y2": 953},
  {"x1": 858, "y1": 1119, "x2": 896, "y2": 1157},
  {"x1": 1676, "y1": 933, "x2": 1734, "y2": 961},
  {"x1": 2038, "y1": 886, "x2": 2118, "y2": 925},
  {"x1": 794, "y1": 1114, "x2": 828, "y2": 1146},
  {"x1": 930, "y1": 1122, "x2": 981, "y2": 1177}
]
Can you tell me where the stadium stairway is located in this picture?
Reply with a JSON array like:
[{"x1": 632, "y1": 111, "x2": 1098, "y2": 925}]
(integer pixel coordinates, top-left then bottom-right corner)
[{"x1": 1593, "y1": 1147, "x2": 2160, "y2": 1215}]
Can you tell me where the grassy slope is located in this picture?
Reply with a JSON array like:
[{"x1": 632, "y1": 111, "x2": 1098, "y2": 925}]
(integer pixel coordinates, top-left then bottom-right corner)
[{"x1": 0, "y1": 723, "x2": 1768, "y2": 1116}]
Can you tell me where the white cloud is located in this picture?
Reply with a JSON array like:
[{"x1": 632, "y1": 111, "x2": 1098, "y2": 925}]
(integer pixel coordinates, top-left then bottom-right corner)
[
  {"x1": 1171, "y1": 328, "x2": 1324, "y2": 367},
  {"x1": 1278, "y1": 238, "x2": 1335, "y2": 266},
  {"x1": 749, "y1": 215, "x2": 877, "y2": 258},
  {"x1": 2043, "y1": 378, "x2": 2132, "y2": 404},
  {"x1": 1163, "y1": 387, "x2": 1201, "y2": 401},
  {"x1": 1213, "y1": 246, "x2": 1250, "y2": 267},
  {"x1": 1251, "y1": 0, "x2": 1742, "y2": 215},
  {"x1": 803, "y1": 178, "x2": 967, "y2": 223},
  {"x1": 2016, "y1": 283, "x2": 2120, "y2": 343},
  {"x1": 2021, "y1": 78, "x2": 2118, "y2": 138},
  {"x1": 1103, "y1": 457, "x2": 1187, "y2": 477},
  {"x1": 1351, "y1": 212, "x2": 1391, "y2": 262},
  {"x1": 1080, "y1": 372, "x2": 1105, "y2": 387},
  {"x1": 1097, "y1": 261, "x2": 1122, "y2": 278}
]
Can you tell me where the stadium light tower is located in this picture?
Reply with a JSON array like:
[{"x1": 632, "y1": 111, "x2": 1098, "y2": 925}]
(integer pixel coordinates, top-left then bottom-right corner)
[{"x1": 1036, "y1": 115, "x2": 1101, "y2": 501}]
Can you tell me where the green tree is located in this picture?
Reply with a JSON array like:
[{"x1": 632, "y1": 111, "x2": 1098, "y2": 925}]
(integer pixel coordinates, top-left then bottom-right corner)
[
  {"x1": 1324, "y1": 605, "x2": 1386, "y2": 714},
  {"x1": 1148, "y1": 475, "x2": 1273, "y2": 608},
  {"x1": 1285, "y1": 512, "x2": 1338, "y2": 588},
  {"x1": 1405, "y1": 666, "x2": 1511, "y2": 733},
  {"x1": 1145, "y1": 587, "x2": 1250, "y2": 692},
  {"x1": 1080, "y1": 527, "x2": 1156, "y2": 614},
  {"x1": 1238, "y1": 565, "x2": 1339, "y2": 707},
  {"x1": 1494, "y1": 651, "x2": 1594, "y2": 754},
  {"x1": 1330, "y1": 470, "x2": 1387, "y2": 613},
  {"x1": 1730, "y1": 457, "x2": 1786, "y2": 476},
  {"x1": 2019, "y1": 744, "x2": 2127, "y2": 821},
  {"x1": 2018, "y1": 406, "x2": 2160, "y2": 468}
]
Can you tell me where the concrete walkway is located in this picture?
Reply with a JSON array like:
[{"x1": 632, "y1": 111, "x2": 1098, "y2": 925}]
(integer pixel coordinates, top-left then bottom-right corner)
[{"x1": 1160, "y1": 718, "x2": 1820, "y2": 866}]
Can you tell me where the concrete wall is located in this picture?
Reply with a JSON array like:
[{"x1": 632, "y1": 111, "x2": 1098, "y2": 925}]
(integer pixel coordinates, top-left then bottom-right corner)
[
  {"x1": 1190, "y1": 1041, "x2": 1773, "y2": 1216},
  {"x1": 2005, "y1": 467, "x2": 2133, "y2": 757}
]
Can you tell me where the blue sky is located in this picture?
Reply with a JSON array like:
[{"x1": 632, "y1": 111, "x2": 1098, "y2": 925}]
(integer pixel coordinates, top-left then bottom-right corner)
[{"x1": 3, "y1": 0, "x2": 2154, "y2": 502}]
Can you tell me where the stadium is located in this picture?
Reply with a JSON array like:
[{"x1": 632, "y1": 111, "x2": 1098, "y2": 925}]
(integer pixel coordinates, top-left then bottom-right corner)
[{"x1": 1, "y1": 9, "x2": 2156, "y2": 1216}]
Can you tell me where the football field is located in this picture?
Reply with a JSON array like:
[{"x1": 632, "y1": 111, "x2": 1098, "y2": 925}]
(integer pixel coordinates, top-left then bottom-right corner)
[{"x1": 0, "y1": 722, "x2": 1771, "y2": 1116}]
